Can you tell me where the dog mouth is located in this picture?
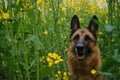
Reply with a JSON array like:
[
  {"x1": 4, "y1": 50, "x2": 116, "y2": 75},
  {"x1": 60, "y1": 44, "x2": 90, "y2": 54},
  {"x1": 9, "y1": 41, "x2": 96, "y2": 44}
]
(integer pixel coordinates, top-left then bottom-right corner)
[{"x1": 75, "y1": 44, "x2": 85, "y2": 61}]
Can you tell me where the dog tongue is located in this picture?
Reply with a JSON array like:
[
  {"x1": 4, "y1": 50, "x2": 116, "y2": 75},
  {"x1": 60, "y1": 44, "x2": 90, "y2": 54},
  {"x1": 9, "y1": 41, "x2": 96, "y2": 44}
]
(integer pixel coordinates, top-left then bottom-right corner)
[{"x1": 77, "y1": 55, "x2": 85, "y2": 60}]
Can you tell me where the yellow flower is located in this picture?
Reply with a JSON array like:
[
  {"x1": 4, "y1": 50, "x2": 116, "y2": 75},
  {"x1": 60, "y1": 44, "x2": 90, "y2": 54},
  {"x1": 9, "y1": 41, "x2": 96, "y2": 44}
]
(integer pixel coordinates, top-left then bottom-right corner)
[
  {"x1": 63, "y1": 72, "x2": 67, "y2": 76},
  {"x1": 61, "y1": 35, "x2": 66, "y2": 39},
  {"x1": 57, "y1": 71, "x2": 61, "y2": 75},
  {"x1": 52, "y1": 53, "x2": 58, "y2": 59},
  {"x1": 62, "y1": 6, "x2": 66, "y2": 12},
  {"x1": 2, "y1": 61, "x2": 5, "y2": 64},
  {"x1": 79, "y1": 18, "x2": 84, "y2": 23},
  {"x1": 36, "y1": 0, "x2": 42, "y2": 6},
  {"x1": 68, "y1": 72, "x2": 71, "y2": 76},
  {"x1": 58, "y1": 58, "x2": 63, "y2": 62},
  {"x1": 56, "y1": 56, "x2": 61, "y2": 60},
  {"x1": 55, "y1": 58, "x2": 63, "y2": 64},
  {"x1": 49, "y1": 8, "x2": 52, "y2": 11},
  {"x1": 60, "y1": 18, "x2": 65, "y2": 22},
  {"x1": 55, "y1": 74, "x2": 58, "y2": 77},
  {"x1": 2, "y1": 12, "x2": 9, "y2": 19},
  {"x1": 63, "y1": 77, "x2": 68, "y2": 80},
  {"x1": 0, "y1": 16, "x2": 2, "y2": 20},
  {"x1": 29, "y1": 5, "x2": 33, "y2": 9},
  {"x1": 99, "y1": 0, "x2": 106, "y2": 6},
  {"x1": 47, "y1": 52, "x2": 63, "y2": 67},
  {"x1": 47, "y1": 57, "x2": 53, "y2": 67},
  {"x1": 54, "y1": 61, "x2": 59, "y2": 64},
  {"x1": 112, "y1": 38, "x2": 115, "y2": 42},
  {"x1": 98, "y1": 32, "x2": 103, "y2": 35},
  {"x1": 105, "y1": 19, "x2": 108, "y2": 24},
  {"x1": 46, "y1": 56, "x2": 55, "y2": 67},
  {"x1": 46, "y1": 57, "x2": 52, "y2": 63},
  {"x1": 55, "y1": 71, "x2": 69, "y2": 80},
  {"x1": 63, "y1": 71, "x2": 69, "y2": 80},
  {"x1": 91, "y1": 69, "x2": 97, "y2": 75},
  {"x1": 40, "y1": 56, "x2": 45, "y2": 62},
  {"x1": 48, "y1": 62, "x2": 53, "y2": 67},
  {"x1": 43, "y1": 30, "x2": 48, "y2": 35},
  {"x1": 48, "y1": 52, "x2": 53, "y2": 57}
]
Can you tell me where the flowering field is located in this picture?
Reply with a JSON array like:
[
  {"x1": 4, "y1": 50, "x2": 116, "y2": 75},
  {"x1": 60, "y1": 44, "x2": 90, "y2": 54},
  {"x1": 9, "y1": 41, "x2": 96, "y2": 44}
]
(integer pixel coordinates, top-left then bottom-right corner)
[{"x1": 0, "y1": 0, "x2": 120, "y2": 80}]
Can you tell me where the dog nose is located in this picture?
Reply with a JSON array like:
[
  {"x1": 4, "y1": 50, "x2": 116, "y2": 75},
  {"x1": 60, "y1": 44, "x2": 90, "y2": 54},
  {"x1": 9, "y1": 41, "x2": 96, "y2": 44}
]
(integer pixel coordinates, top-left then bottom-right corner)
[{"x1": 75, "y1": 43, "x2": 84, "y2": 52}]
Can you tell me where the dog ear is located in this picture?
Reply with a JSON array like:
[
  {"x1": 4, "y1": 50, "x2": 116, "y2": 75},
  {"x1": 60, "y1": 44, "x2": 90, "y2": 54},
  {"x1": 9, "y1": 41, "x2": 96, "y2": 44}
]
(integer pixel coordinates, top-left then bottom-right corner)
[
  {"x1": 70, "y1": 15, "x2": 80, "y2": 37},
  {"x1": 88, "y1": 15, "x2": 99, "y2": 39}
]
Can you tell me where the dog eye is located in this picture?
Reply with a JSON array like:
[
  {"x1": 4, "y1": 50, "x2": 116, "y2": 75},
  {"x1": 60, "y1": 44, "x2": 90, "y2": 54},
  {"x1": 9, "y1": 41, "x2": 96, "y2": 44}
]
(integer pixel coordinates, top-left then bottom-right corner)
[
  {"x1": 84, "y1": 35, "x2": 91, "y2": 41},
  {"x1": 73, "y1": 34, "x2": 80, "y2": 41}
]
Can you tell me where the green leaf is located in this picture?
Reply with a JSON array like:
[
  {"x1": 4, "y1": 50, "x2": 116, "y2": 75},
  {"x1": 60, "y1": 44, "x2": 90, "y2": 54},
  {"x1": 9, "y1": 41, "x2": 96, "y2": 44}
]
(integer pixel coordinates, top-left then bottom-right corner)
[
  {"x1": 104, "y1": 24, "x2": 115, "y2": 33},
  {"x1": 28, "y1": 58, "x2": 36, "y2": 70},
  {"x1": 15, "y1": 1, "x2": 23, "y2": 14},
  {"x1": 40, "y1": 66, "x2": 50, "y2": 75},
  {"x1": 33, "y1": 39, "x2": 43, "y2": 50},
  {"x1": 102, "y1": 55, "x2": 120, "y2": 72},
  {"x1": 5, "y1": 35, "x2": 11, "y2": 41},
  {"x1": 100, "y1": 72, "x2": 112, "y2": 76},
  {"x1": 12, "y1": 21, "x2": 19, "y2": 34},
  {"x1": 26, "y1": 9, "x2": 36, "y2": 24},
  {"x1": 25, "y1": 35, "x2": 37, "y2": 42},
  {"x1": 25, "y1": 35, "x2": 43, "y2": 50}
]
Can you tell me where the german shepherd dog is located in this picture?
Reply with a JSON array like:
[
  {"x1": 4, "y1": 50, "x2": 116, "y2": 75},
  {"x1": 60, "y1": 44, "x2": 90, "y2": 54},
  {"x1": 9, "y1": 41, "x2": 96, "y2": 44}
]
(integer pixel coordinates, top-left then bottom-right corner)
[{"x1": 67, "y1": 15, "x2": 104, "y2": 80}]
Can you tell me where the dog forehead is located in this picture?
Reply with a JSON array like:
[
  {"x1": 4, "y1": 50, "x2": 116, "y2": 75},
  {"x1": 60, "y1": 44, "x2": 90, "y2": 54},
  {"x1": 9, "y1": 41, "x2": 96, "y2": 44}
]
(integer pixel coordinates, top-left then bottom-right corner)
[
  {"x1": 72, "y1": 29, "x2": 94, "y2": 39},
  {"x1": 76, "y1": 29, "x2": 90, "y2": 35},
  {"x1": 80, "y1": 29, "x2": 86, "y2": 33}
]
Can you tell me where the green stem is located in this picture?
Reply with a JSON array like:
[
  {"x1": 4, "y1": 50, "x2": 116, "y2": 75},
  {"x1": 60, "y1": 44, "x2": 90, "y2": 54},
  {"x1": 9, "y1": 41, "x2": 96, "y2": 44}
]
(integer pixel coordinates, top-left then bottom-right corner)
[
  {"x1": 36, "y1": 51, "x2": 39, "y2": 80},
  {"x1": 21, "y1": 10, "x2": 30, "y2": 80}
]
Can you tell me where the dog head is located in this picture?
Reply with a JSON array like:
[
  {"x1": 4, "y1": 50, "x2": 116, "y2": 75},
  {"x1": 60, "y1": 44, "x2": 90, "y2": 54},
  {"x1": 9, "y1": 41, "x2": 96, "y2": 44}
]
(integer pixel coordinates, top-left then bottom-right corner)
[{"x1": 70, "y1": 15, "x2": 99, "y2": 61}]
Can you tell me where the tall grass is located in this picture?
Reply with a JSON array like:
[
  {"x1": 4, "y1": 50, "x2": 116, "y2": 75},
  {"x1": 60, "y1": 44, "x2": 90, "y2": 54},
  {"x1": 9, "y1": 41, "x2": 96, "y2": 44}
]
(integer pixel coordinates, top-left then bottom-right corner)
[{"x1": 0, "y1": 0, "x2": 120, "y2": 80}]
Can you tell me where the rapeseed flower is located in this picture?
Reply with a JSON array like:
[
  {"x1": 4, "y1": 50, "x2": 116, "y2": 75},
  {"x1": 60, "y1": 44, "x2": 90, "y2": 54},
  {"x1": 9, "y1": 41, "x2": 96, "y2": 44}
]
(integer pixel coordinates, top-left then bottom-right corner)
[
  {"x1": 55, "y1": 71, "x2": 61, "y2": 80},
  {"x1": 63, "y1": 71, "x2": 69, "y2": 80},
  {"x1": 49, "y1": 8, "x2": 52, "y2": 11},
  {"x1": 46, "y1": 52, "x2": 63, "y2": 67},
  {"x1": 55, "y1": 71, "x2": 69, "y2": 80},
  {"x1": 36, "y1": 0, "x2": 42, "y2": 6},
  {"x1": 29, "y1": 5, "x2": 33, "y2": 10},
  {"x1": 62, "y1": 6, "x2": 66, "y2": 12},
  {"x1": 105, "y1": 19, "x2": 108, "y2": 24},
  {"x1": 43, "y1": 30, "x2": 48, "y2": 35},
  {"x1": 40, "y1": 56, "x2": 45, "y2": 62},
  {"x1": 55, "y1": 74, "x2": 58, "y2": 77},
  {"x1": 91, "y1": 69, "x2": 97, "y2": 75},
  {"x1": 2, "y1": 61, "x2": 5, "y2": 64},
  {"x1": 46, "y1": 57, "x2": 53, "y2": 63},
  {"x1": 61, "y1": 35, "x2": 66, "y2": 39},
  {"x1": 79, "y1": 18, "x2": 84, "y2": 23},
  {"x1": 52, "y1": 53, "x2": 58, "y2": 59},
  {"x1": 60, "y1": 18, "x2": 65, "y2": 22},
  {"x1": 112, "y1": 38, "x2": 115, "y2": 42},
  {"x1": 48, "y1": 52, "x2": 53, "y2": 57},
  {"x1": 46, "y1": 57, "x2": 53, "y2": 67},
  {"x1": 98, "y1": 32, "x2": 103, "y2": 35},
  {"x1": 0, "y1": 16, "x2": 2, "y2": 20},
  {"x1": 64, "y1": 48, "x2": 68, "y2": 52},
  {"x1": 63, "y1": 72, "x2": 67, "y2": 76},
  {"x1": 58, "y1": 70, "x2": 61, "y2": 75},
  {"x1": 2, "y1": 12, "x2": 9, "y2": 19}
]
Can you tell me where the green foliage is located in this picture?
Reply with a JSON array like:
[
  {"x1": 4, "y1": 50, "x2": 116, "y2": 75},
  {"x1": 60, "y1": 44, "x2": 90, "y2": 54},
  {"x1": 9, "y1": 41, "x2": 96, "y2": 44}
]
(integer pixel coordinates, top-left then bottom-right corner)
[
  {"x1": 104, "y1": 24, "x2": 115, "y2": 33},
  {"x1": 0, "y1": 0, "x2": 120, "y2": 80}
]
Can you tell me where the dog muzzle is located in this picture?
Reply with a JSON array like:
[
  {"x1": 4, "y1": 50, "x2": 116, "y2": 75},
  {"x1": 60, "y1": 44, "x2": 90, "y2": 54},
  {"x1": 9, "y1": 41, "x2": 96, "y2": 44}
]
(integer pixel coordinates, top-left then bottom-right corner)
[{"x1": 75, "y1": 43, "x2": 85, "y2": 61}]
